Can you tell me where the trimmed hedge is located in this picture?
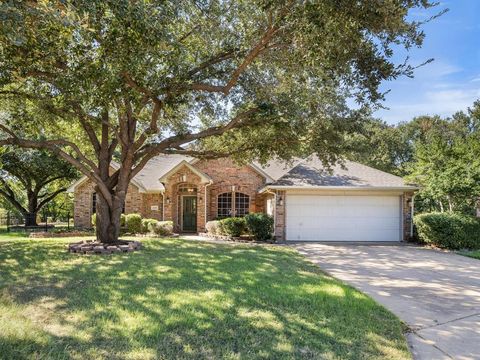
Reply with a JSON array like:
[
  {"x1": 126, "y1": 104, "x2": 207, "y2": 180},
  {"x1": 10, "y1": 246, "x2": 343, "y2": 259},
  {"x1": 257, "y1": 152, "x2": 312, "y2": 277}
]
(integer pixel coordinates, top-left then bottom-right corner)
[
  {"x1": 206, "y1": 220, "x2": 220, "y2": 235},
  {"x1": 245, "y1": 213, "x2": 274, "y2": 241},
  {"x1": 219, "y1": 217, "x2": 246, "y2": 237},
  {"x1": 125, "y1": 213, "x2": 142, "y2": 234},
  {"x1": 149, "y1": 221, "x2": 174, "y2": 236},
  {"x1": 141, "y1": 218, "x2": 159, "y2": 233},
  {"x1": 414, "y1": 212, "x2": 480, "y2": 250}
]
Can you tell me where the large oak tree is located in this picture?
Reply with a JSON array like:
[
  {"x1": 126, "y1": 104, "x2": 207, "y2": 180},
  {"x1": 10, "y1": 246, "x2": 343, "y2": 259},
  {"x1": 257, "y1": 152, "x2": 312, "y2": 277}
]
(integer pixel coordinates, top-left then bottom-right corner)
[
  {"x1": 0, "y1": 1, "x2": 437, "y2": 243},
  {"x1": 0, "y1": 148, "x2": 78, "y2": 226}
]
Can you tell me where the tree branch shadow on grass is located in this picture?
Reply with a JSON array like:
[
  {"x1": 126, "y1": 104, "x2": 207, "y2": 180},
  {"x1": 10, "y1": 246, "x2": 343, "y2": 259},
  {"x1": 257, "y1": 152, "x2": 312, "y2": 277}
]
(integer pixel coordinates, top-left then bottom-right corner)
[{"x1": 0, "y1": 238, "x2": 410, "y2": 359}]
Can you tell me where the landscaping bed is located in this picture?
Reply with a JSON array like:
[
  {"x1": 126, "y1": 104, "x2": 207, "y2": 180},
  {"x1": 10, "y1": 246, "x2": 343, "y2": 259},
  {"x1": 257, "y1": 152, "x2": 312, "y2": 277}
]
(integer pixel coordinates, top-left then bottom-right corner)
[
  {"x1": 199, "y1": 232, "x2": 276, "y2": 244},
  {"x1": 30, "y1": 230, "x2": 92, "y2": 238},
  {"x1": 0, "y1": 234, "x2": 411, "y2": 359},
  {"x1": 67, "y1": 239, "x2": 143, "y2": 254}
]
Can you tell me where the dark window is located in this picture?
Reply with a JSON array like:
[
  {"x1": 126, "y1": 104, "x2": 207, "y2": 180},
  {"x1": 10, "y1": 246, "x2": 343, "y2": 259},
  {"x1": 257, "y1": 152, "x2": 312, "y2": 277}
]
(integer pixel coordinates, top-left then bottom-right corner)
[
  {"x1": 235, "y1": 192, "x2": 250, "y2": 216},
  {"x1": 217, "y1": 192, "x2": 232, "y2": 218},
  {"x1": 92, "y1": 192, "x2": 96, "y2": 214}
]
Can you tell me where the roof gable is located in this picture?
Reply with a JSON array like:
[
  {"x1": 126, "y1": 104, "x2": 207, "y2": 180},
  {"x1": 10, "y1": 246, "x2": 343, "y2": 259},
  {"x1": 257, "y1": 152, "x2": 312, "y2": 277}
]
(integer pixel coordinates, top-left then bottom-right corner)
[{"x1": 159, "y1": 160, "x2": 212, "y2": 183}]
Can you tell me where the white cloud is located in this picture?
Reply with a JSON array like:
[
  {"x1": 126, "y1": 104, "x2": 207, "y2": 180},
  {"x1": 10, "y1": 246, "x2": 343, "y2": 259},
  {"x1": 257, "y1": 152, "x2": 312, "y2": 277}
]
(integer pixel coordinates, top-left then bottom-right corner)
[{"x1": 377, "y1": 87, "x2": 480, "y2": 123}]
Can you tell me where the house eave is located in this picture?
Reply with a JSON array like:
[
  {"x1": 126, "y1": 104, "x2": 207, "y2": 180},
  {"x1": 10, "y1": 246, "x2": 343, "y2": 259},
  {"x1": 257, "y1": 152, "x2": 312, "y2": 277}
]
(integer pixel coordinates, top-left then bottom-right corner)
[{"x1": 259, "y1": 185, "x2": 419, "y2": 193}]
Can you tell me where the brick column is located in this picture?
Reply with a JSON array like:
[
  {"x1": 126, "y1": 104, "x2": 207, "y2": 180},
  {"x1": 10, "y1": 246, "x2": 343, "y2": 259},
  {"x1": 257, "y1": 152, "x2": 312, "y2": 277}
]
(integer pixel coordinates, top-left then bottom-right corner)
[
  {"x1": 274, "y1": 191, "x2": 286, "y2": 241},
  {"x1": 403, "y1": 192, "x2": 414, "y2": 241},
  {"x1": 197, "y1": 185, "x2": 206, "y2": 232}
]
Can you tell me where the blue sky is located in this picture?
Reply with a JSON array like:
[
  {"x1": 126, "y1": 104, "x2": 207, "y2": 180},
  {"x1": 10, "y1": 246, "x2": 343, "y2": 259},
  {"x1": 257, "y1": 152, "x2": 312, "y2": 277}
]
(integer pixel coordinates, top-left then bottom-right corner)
[{"x1": 375, "y1": 1, "x2": 480, "y2": 124}]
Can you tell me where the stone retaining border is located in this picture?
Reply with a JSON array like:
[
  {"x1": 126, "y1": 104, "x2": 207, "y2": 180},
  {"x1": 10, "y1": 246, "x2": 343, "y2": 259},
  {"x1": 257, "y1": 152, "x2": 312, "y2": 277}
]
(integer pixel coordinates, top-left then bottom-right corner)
[
  {"x1": 67, "y1": 240, "x2": 142, "y2": 255},
  {"x1": 198, "y1": 232, "x2": 276, "y2": 244}
]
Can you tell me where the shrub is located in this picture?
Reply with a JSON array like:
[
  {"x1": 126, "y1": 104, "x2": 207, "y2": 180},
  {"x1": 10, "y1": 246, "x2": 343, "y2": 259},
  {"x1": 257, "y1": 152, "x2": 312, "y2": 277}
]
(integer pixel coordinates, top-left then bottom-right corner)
[
  {"x1": 120, "y1": 214, "x2": 126, "y2": 227},
  {"x1": 206, "y1": 220, "x2": 220, "y2": 235},
  {"x1": 150, "y1": 221, "x2": 174, "y2": 236},
  {"x1": 125, "y1": 213, "x2": 142, "y2": 234},
  {"x1": 91, "y1": 213, "x2": 96, "y2": 227},
  {"x1": 414, "y1": 212, "x2": 480, "y2": 250},
  {"x1": 141, "y1": 218, "x2": 158, "y2": 233},
  {"x1": 245, "y1": 213, "x2": 274, "y2": 241},
  {"x1": 220, "y1": 217, "x2": 246, "y2": 237}
]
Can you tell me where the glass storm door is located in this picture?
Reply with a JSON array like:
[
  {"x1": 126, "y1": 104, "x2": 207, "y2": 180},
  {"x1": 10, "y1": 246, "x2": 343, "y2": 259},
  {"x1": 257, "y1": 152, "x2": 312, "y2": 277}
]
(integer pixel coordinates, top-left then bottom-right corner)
[{"x1": 182, "y1": 196, "x2": 197, "y2": 232}]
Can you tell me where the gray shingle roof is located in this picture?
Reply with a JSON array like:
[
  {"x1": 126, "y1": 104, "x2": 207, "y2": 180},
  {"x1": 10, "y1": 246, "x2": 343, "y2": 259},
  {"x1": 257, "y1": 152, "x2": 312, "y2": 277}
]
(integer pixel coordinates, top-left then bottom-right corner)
[
  {"x1": 69, "y1": 154, "x2": 414, "y2": 193},
  {"x1": 265, "y1": 156, "x2": 413, "y2": 188},
  {"x1": 134, "y1": 154, "x2": 191, "y2": 192}
]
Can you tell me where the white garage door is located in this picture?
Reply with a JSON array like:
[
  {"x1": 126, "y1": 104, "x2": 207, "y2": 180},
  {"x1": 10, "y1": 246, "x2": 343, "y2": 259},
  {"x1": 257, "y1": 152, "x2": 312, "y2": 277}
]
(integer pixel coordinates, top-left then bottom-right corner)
[{"x1": 286, "y1": 195, "x2": 401, "y2": 241}]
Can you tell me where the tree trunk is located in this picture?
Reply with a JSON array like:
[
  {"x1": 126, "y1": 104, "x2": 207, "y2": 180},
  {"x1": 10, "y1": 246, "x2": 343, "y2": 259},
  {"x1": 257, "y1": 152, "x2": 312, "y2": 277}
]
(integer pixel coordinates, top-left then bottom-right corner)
[
  {"x1": 95, "y1": 191, "x2": 124, "y2": 244},
  {"x1": 24, "y1": 212, "x2": 38, "y2": 226}
]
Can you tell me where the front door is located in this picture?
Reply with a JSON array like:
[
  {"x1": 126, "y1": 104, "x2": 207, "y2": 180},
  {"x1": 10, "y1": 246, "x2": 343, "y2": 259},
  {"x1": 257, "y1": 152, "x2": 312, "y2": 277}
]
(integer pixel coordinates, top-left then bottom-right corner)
[{"x1": 182, "y1": 196, "x2": 197, "y2": 232}]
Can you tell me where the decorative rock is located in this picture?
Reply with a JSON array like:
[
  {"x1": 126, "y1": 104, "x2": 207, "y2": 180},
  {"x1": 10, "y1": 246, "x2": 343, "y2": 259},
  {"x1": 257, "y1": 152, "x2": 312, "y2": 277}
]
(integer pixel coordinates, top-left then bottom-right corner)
[
  {"x1": 67, "y1": 240, "x2": 142, "y2": 255},
  {"x1": 93, "y1": 246, "x2": 104, "y2": 253}
]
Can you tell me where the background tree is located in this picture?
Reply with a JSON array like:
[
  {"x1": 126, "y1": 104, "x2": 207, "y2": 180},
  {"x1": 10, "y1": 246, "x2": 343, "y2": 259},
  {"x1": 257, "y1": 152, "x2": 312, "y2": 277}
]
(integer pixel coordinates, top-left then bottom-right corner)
[
  {"x1": 348, "y1": 100, "x2": 480, "y2": 214},
  {"x1": 0, "y1": 1, "x2": 438, "y2": 243},
  {"x1": 406, "y1": 104, "x2": 480, "y2": 214},
  {"x1": 0, "y1": 148, "x2": 78, "y2": 226},
  {"x1": 346, "y1": 118, "x2": 413, "y2": 176}
]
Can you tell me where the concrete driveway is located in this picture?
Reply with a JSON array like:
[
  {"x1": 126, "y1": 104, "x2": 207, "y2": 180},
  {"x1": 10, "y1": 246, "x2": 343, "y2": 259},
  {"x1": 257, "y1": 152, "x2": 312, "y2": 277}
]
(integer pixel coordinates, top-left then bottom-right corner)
[{"x1": 292, "y1": 243, "x2": 480, "y2": 360}]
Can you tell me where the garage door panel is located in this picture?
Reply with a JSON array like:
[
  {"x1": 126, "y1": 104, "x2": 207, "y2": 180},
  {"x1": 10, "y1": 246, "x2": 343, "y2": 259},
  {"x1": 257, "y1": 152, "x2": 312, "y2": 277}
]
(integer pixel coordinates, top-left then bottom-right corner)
[{"x1": 286, "y1": 195, "x2": 401, "y2": 242}]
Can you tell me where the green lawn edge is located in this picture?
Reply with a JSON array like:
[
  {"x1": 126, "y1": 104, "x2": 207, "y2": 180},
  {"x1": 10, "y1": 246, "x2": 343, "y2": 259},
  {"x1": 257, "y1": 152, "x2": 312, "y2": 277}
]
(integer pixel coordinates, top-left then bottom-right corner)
[{"x1": 0, "y1": 234, "x2": 411, "y2": 359}]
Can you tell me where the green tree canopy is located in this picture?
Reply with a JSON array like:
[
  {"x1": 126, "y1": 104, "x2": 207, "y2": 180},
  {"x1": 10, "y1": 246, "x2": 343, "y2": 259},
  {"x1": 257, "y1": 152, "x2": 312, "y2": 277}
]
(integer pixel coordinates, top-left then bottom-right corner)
[
  {"x1": 0, "y1": 148, "x2": 78, "y2": 226},
  {"x1": 0, "y1": 1, "x2": 437, "y2": 242},
  {"x1": 348, "y1": 100, "x2": 480, "y2": 214}
]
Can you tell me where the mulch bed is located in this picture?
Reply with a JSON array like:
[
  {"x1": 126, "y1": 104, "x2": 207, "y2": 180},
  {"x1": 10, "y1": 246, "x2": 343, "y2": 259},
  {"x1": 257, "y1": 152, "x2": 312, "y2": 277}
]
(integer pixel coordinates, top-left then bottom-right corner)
[
  {"x1": 67, "y1": 240, "x2": 142, "y2": 255},
  {"x1": 198, "y1": 232, "x2": 276, "y2": 244},
  {"x1": 30, "y1": 231, "x2": 92, "y2": 238}
]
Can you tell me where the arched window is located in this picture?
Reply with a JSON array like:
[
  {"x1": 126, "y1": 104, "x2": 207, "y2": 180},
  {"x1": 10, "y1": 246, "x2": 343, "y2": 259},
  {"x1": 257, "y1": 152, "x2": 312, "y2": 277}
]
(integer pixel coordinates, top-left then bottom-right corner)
[
  {"x1": 235, "y1": 192, "x2": 250, "y2": 216},
  {"x1": 217, "y1": 192, "x2": 232, "y2": 218},
  {"x1": 217, "y1": 192, "x2": 250, "y2": 218}
]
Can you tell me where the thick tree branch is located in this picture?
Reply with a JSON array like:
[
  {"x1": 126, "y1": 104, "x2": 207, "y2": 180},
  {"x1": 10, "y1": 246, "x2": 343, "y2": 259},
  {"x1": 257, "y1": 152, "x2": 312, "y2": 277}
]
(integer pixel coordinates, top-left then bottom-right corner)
[
  {"x1": 36, "y1": 187, "x2": 67, "y2": 211},
  {"x1": 130, "y1": 107, "x2": 260, "y2": 178},
  {"x1": 0, "y1": 127, "x2": 113, "y2": 206},
  {"x1": 0, "y1": 178, "x2": 28, "y2": 214},
  {"x1": 187, "y1": 25, "x2": 281, "y2": 95}
]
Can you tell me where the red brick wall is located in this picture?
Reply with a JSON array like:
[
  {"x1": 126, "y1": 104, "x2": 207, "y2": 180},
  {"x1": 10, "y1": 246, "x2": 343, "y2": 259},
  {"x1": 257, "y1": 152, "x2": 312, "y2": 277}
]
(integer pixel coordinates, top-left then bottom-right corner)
[
  {"x1": 73, "y1": 158, "x2": 269, "y2": 231},
  {"x1": 194, "y1": 158, "x2": 267, "y2": 222},
  {"x1": 162, "y1": 164, "x2": 206, "y2": 232},
  {"x1": 73, "y1": 181, "x2": 163, "y2": 228}
]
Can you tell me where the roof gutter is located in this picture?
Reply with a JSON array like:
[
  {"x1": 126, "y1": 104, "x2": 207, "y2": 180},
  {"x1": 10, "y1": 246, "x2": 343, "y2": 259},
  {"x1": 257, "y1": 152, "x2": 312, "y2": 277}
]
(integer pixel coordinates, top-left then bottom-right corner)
[{"x1": 259, "y1": 185, "x2": 419, "y2": 193}]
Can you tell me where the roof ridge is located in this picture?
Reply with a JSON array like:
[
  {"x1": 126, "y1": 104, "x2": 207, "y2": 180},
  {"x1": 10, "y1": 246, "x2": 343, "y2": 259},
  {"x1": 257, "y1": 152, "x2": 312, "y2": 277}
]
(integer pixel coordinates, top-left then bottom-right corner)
[{"x1": 342, "y1": 159, "x2": 406, "y2": 180}]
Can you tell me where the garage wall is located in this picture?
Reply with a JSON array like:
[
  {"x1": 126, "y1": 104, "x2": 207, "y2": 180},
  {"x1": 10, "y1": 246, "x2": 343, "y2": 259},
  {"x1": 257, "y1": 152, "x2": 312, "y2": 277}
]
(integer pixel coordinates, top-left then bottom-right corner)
[
  {"x1": 286, "y1": 194, "x2": 401, "y2": 241},
  {"x1": 273, "y1": 190, "x2": 413, "y2": 242}
]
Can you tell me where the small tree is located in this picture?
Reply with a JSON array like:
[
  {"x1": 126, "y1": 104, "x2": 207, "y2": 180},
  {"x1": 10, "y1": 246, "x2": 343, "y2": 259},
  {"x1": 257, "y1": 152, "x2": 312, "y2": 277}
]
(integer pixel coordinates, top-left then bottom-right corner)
[
  {"x1": 0, "y1": 1, "x2": 438, "y2": 243},
  {"x1": 0, "y1": 149, "x2": 77, "y2": 226}
]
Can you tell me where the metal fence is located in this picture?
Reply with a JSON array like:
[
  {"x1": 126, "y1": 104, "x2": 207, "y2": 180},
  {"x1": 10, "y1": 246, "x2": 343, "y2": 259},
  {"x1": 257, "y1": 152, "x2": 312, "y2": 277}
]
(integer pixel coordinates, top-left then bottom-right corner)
[{"x1": 0, "y1": 212, "x2": 73, "y2": 233}]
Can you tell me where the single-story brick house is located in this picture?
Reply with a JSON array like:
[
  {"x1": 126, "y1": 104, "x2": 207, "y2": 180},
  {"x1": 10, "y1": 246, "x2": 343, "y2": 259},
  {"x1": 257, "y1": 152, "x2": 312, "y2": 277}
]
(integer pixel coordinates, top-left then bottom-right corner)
[{"x1": 68, "y1": 155, "x2": 417, "y2": 241}]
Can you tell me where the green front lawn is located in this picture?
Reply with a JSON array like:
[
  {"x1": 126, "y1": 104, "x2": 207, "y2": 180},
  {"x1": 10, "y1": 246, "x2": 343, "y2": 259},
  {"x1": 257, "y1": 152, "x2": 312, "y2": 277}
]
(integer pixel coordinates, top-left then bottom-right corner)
[
  {"x1": 0, "y1": 234, "x2": 410, "y2": 359},
  {"x1": 459, "y1": 250, "x2": 480, "y2": 260}
]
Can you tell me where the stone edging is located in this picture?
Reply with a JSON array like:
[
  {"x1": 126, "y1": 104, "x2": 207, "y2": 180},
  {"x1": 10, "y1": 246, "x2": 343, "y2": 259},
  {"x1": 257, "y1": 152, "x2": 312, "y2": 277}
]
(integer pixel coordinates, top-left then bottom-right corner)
[
  {"x1": 198, "y1": 232, "x2": 276, "y2": 244},
  {"x1": 68, "y1": 240, "x2": 142, "y2": 255},
  {"x1": 30, "y1": 231, "x2": 92, "y2": 238}
]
